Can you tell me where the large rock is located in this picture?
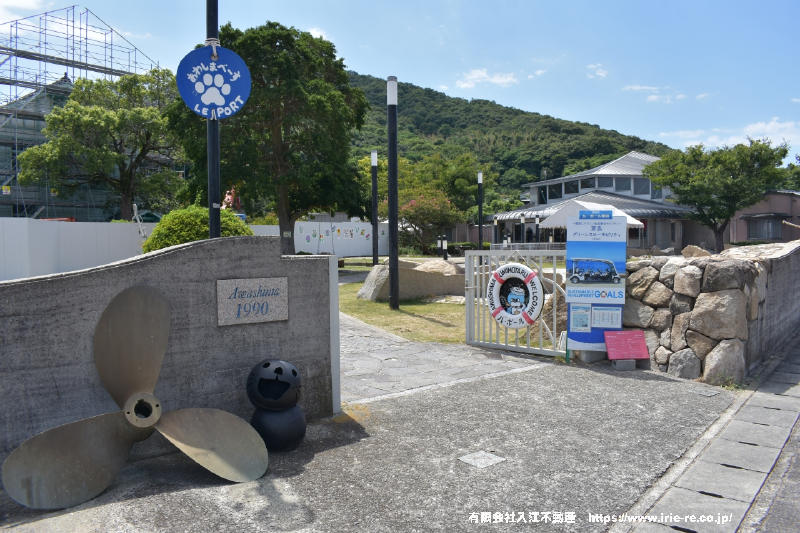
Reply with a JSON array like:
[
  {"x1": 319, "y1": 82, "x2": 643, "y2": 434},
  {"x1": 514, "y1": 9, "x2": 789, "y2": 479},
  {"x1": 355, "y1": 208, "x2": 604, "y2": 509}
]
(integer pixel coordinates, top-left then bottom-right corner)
[
  {"x1": 686, "y1": 330, "x2": 717, "y2": 360},
  {"x1": 670, "y1": 293, "x2": 694, "y2": 315},
  {"x1": 642, "y1": 281, "x2": 674, "y2": 308},
  {"x1": 357, "y1": 264, "x2": 465, "y2": 301},
  {"x1": 627, "y1": 266, "x2": 659, "y2": 299},
  {"x1": 626, "y1": 259, "x2": 653, "y2": 272},
  {"x1": 623, "y1": 298, "x2": 654, "y2": 328},
  {"x1": 682, "y1": 245, "x2": 711, "y2": 258},
  {"x1": 659, "y1": 328, "x2": 671, "y2": 348},
  {"x1": 673, "y1": 265, "x2": 703, "y2": 297},
  {"x1": 667, "y1": 348, "x2": 701, "y2": 379},
  {"x1": 703, "y1": 339, "x2": 745, "y2": 385},
  {"x1": 701, "y1": 259, "x2": 756, "y2": 292},
  {"x1": 670, "y1": 312, "x2": 691, "y2": 351},
  {"x1": 690, "y1": 290, "x2": 747, "y2": 340},
  {"x1": 655, "y1": 346, "x2": 672, "y2": 365},
  {"x1": 644, "y1": 329, "x2": 660, "y2": 358},
  {"x1": 650, "y1": 256, "x2": 670, "y2": 269},
  {"x1": 650, "y1": 308, "x2": 673, "y2": 332},
  {"x1": 414, "y1": 259, "x2": 464, "y2": 275},
  {"x1": 658, "y1": 257, "x2": 688, "y2": 289}
]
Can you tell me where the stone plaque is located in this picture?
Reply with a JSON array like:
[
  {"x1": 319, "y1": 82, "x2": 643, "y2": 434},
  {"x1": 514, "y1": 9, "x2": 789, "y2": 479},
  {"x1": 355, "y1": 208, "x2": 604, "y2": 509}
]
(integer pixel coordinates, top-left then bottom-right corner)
[{"x1": 217, "y1": 278, "x2": 288, "y2": 326}]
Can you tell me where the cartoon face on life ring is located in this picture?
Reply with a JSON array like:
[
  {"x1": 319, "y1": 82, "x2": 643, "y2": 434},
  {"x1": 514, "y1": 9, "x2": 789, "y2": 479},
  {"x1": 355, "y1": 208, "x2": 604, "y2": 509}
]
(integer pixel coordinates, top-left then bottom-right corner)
[{"x1": 486, "y1": 262, "x2": 544, "y2": 329}]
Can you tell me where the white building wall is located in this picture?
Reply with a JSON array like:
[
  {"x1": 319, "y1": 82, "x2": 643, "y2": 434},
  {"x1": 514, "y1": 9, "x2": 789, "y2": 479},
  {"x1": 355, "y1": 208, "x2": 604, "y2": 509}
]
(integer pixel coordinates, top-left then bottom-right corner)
[{"x1": 0, "y1": 218, "x2": 388, "y2": 281}]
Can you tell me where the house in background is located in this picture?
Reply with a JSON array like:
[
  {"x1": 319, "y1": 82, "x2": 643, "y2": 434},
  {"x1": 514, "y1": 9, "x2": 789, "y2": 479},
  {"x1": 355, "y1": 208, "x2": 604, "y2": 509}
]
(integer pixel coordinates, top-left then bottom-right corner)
[
  {"x1": 729, "y1": 190, "x2": 800, "y2": 244},
  {"x1": 493, "y1": 151, "x2": 715, "y2": 250}
]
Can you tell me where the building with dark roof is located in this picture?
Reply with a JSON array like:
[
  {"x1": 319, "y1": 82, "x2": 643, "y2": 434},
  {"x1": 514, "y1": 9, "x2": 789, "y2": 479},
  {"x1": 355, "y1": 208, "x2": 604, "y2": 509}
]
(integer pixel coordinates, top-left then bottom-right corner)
[{"x1": 492, "y1": 151, "x2": 717, "y2": 250}]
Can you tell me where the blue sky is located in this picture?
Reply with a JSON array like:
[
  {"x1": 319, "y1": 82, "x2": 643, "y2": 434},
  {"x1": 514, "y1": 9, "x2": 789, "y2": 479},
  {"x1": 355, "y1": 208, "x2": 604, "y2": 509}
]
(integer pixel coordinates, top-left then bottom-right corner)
[{"x1": 2, "y1": 0, "x2": 798, "y2": 163}]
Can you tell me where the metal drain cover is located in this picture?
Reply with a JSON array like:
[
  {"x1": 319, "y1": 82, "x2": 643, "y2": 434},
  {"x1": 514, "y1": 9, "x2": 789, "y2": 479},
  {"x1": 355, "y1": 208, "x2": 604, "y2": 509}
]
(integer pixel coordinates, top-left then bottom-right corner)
[{"x1": 458, "y1": 451, "x2": 506, "y2": 468}]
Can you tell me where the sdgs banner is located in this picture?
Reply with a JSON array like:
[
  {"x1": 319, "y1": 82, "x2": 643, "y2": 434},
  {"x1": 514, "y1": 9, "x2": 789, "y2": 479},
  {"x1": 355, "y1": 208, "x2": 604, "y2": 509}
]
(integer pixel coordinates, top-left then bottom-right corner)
[{"x1": 566, "y1": 211, "x2": 627, "y2": 352}]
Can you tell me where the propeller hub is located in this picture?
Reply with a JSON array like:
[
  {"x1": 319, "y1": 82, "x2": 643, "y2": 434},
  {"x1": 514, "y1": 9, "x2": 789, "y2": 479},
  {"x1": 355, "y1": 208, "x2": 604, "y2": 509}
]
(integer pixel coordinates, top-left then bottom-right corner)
[{"x1": 123, "y1": 392, "x2": 162, "y2": 428}]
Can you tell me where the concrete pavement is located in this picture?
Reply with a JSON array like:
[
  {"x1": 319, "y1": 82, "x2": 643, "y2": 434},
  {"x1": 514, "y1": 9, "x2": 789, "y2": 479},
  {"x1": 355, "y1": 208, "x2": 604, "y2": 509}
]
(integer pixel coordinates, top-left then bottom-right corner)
[{"x1": 1, "y1": 297, "x2": 797, "y2": 531}]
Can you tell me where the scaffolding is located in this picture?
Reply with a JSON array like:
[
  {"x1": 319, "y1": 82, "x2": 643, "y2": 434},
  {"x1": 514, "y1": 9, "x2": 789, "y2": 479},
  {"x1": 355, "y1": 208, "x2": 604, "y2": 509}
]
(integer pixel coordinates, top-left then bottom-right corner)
[{"x1": 0, "y1": 5, "x2": 157, "y2": 219}]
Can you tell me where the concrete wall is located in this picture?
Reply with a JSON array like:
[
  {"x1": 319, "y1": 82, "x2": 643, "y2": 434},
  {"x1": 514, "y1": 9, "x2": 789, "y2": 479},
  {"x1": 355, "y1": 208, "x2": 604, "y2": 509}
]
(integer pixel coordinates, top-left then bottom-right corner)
[
  {"x1": 733, "y1": 242, "x2": 800, "y2": 367},
  {"x1": 0, "y1": 236, "x2": 337, "y2": 463},
  {"x1": 0, "y1": 218, "x2": 389, "y2": 281}
]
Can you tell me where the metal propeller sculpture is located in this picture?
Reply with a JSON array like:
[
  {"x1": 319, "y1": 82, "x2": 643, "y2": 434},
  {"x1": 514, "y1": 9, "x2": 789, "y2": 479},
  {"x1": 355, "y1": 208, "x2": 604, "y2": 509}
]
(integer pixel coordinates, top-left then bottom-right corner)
[{"x1": 1, "y1": 286, "x2": 269, "y2": 509}]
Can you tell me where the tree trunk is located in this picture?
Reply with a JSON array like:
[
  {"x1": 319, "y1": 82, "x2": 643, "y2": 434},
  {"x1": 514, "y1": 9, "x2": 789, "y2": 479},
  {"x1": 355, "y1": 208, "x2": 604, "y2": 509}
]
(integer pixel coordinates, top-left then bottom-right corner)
[
  {"x1": 713, "y1": 220, "x2": 729, "y2": 252},
  {"x1": 276, "y1": 181, "x2": 295, "y2": 255},
  {"x1": 119, "y1": 193, "x2": 133, "y2": 221}
]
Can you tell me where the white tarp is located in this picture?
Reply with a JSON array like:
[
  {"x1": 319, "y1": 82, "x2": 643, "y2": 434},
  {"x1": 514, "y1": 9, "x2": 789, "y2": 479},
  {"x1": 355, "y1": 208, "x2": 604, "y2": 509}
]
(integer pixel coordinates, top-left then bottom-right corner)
[{"x1": 539, "y1": 199, "x2": 643, "y2": 228}]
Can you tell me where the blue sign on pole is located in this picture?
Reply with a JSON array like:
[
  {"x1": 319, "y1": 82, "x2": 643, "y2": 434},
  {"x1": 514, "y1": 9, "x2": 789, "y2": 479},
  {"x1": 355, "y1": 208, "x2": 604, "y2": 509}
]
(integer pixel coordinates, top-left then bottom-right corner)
[
  {"x1": 578, "y1": 210, "x2": 613, "y2": 220},
  {"x1": 176, "y1": 46, "x2": 251, "y2": 120}
]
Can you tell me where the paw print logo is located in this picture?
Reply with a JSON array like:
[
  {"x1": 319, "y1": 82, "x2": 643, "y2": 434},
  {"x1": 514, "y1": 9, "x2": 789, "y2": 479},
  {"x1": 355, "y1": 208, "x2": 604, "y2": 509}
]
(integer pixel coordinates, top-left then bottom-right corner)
[{"x1": 195, "y1": 73, "x2": 231, "y2": 106}]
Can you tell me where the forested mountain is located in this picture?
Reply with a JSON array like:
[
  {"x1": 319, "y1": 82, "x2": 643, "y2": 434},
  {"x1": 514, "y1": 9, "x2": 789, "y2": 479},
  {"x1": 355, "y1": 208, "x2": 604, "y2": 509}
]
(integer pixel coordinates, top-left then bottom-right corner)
[{"x1": 348, "y1": 72, "x2": 673, "y2": 194}]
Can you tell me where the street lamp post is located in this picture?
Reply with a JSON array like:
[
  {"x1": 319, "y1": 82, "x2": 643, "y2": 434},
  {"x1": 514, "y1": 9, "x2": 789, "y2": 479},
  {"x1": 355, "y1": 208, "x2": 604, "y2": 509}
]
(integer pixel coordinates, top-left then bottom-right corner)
[
  {"x1": 442, "y1": 235, "x2": 448, "y2": 261},
  {"x1": 493, "y1": 216, "x2": 498, "y2": 244},
  {"x1": 371, "y1": 150, "x2": 378, "y2": 266},
  {"x1": 387, "y1": 76, "x2": 399, "y2": 310},
  {"x1": 477, "y1": 171, "x2": 483, "y2": 251},
  {"x1": 521, "y1": 214, "x2": 526, "y2": 245},
  {"x1": 535, "y1": 215, "x2": 540, "y2": 243}
]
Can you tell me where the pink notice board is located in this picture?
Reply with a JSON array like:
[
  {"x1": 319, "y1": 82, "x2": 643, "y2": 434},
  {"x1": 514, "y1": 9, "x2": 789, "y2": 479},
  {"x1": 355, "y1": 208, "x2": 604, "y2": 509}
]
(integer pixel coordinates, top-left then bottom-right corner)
[{"x1": 604, "y1": 330, "x2": 650, "y2": 360}]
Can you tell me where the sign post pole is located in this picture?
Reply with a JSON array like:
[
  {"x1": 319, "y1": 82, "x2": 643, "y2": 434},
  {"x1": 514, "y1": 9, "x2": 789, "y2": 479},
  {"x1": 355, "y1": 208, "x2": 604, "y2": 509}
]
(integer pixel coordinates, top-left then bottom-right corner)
[{"x1": 206, "y1": 0, "x2": 220, "y2": 238}]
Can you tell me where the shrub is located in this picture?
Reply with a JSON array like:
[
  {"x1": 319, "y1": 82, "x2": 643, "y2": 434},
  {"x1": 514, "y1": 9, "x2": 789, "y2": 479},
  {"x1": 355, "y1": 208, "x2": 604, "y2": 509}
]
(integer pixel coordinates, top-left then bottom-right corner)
[{"x1": 142, "y1": 205, "x2": 253, "y2": 253}]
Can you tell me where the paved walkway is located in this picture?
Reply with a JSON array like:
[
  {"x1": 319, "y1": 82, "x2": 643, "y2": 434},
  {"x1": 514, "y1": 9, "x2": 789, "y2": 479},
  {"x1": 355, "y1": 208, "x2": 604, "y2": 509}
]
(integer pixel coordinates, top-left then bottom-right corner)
[
  {"x1": 618, "y1": 346, "x2": 800, "y2": 532},
  {"x1": 2, "y1": 297, "x2": 797, "y2": 531},
  {"x1": 340, "y1": 312, "x2": 541, "y2": 402}
]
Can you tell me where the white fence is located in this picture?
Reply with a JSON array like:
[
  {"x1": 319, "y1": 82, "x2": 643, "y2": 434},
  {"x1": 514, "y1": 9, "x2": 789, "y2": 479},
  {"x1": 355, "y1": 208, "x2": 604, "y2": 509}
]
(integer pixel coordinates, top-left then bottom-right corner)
[
  {"x1": 0, "y1": 218, "x2": 389, "y2": 281},
  {"x1": 465, "y1": 249, "x2": 567, "y2": 357}
]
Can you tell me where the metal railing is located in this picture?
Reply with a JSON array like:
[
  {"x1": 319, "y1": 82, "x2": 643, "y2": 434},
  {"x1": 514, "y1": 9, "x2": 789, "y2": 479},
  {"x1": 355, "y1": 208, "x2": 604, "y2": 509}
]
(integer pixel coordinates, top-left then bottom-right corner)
[{"x1": 465, "y1": 249, "x2": 567, "y2": 357}]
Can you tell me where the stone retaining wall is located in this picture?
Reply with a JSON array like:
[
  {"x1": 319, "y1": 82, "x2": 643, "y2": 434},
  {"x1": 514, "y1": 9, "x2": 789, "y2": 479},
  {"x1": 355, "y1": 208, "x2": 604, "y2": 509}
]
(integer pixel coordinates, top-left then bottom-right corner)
[
  {"x1": 0, "y1": 236, "x2": 336, "y2": 463},
  {"x1": 623, "y1": 240, "x2": 800, "y2": 384}
]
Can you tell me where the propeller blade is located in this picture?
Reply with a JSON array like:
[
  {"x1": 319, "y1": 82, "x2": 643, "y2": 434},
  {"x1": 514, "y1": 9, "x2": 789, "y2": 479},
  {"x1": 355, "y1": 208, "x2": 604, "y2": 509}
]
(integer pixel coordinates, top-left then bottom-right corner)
[
  {"x1": 93, "y1": 286, "x2": 170, "y2": 408},
  {"x1": 156, "y1": 408, "x2": 268, "y2": 482},
  {"x1": 1, "y1": 412, "x2": 145, "y2": 509}
]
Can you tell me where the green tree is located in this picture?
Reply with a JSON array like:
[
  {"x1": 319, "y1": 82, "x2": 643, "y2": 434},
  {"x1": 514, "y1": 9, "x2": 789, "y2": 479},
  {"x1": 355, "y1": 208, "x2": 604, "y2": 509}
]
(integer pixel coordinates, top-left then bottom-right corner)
[
  {"x1": 644, "y1": 139, "x2": 788, "y2": 251},
  {"x1": 169, "y1": 22, "x2": 368, "y2": 254},
  {"x1": 18, "y1": 68, "x2": 181, "y2": 220},
  {"x1": 142, "y1": 205, "x2": 253, "y2": 252},
  {"x1": 396, "y1": 192, "x2": 465, "y2": 252}
]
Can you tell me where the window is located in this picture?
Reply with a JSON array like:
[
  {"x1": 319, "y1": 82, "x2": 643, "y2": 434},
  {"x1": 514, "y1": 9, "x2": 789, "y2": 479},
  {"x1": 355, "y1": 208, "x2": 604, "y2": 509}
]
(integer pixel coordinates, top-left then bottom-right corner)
[
  {"x1": 634, "y1": 178, "x2": 650, "y2": 195},
  {"x1": 564, "y1": 180, "x2": 579, "y2": 194},
  {"x1": 615, "y1": 177, "x2": 631, "y2": 192},
  {"x1": 747, "y1": 219, "x2": 782, "y2": 241},
  {"x1": 580, "y1": 177, "x2": 595, "y2": 189},
  {"x1": 598, "y1": 176, "x2": 613, "y2": 188},
  {"x1": 548, "y1": 183, "x2": 562, "y2": 200},
  {"x1": 537, "y1": 187, "x2": 547, "y2": 204},
  {"x1": 651, "y1": 185, "x2": 662, "y2": 200}
]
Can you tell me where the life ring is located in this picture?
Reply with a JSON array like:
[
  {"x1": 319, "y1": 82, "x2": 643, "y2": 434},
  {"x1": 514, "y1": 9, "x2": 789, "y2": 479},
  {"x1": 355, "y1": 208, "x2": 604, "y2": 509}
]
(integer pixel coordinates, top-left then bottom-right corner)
[{"x1": 486, "y1": 262, "x2": 544, "y2": 329}]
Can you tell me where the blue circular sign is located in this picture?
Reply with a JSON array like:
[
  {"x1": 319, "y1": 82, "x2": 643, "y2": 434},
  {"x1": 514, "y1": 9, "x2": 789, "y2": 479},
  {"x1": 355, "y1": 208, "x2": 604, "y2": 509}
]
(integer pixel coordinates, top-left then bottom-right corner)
[{"x1": 176, "y1": 45, "x2": 251, "y2": 120}]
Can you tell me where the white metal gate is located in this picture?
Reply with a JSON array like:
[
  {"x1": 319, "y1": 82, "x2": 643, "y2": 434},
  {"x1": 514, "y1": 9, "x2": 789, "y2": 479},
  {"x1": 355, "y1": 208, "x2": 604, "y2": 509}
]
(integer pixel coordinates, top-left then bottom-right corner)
[{"x1": 465, "y1": 248, "x2": 567, "y2": 357}]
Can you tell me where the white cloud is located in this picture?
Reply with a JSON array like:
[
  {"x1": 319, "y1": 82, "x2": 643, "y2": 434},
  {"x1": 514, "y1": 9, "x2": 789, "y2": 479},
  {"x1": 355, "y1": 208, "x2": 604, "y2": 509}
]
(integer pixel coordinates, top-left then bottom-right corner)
[
  {"x1": 696, "y1": 93, "x2": 710, "y2": 100},
  {"x1": 527, "y1": 70, "x2": 546, "y2": 79},
  {"x1": 792, "y1": 97, "x2": 800, "y2": 104},
  {"x1": 438, "y1": 84, "x2": 448, "y2": 91},
  {"x1": 675, "y1": 94, "x2": 686, "y2": 100},
  {"x1": 647, "y1": 94, "x2": 674, "y2": 104},
  {"x1": 586, "y1": 63, "x2": 608, "y2": 79},
  {"x1": 623, "y1": 85, "x2": 659, "y2": 92},
  {"x1": 658, "y1": 117, "x2": 798, "y2": 158},
  {"x1": 121, "y1": 30, "x2": 153, "y2": 40},
  {"x1": 456, "y1": 68, "x2": 518, "y2": 89},
  {"x1": 0, "y1": 0, "x2": 44, "y2": 23},
  {"x1": 307, "y1": 27, "x2": 328, "y2": 40}
]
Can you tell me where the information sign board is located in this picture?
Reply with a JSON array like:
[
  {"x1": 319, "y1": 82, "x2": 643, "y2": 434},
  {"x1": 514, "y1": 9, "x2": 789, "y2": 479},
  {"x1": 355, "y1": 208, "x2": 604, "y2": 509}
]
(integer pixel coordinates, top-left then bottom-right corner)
[
  {"x1": 566, "y1": 212, "x2": 627, "y2": 351},
  {"x1": 604, "y1": 330, "x2": 650, "y2": 360}
]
